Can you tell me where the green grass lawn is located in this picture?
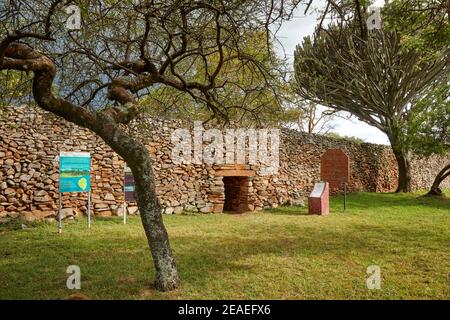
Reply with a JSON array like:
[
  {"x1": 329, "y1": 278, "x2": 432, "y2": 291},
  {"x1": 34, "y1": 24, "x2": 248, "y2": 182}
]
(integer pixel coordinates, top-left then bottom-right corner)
[{"x1": 0, "y1": 192, "x2": 449, "y2": 300}]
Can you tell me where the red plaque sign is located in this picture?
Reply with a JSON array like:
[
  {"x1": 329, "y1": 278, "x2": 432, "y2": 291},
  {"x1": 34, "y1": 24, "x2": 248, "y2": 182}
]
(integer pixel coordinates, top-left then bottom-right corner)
[{"x1": 320, "y1": 149, "x2": 350, "y2": 190}]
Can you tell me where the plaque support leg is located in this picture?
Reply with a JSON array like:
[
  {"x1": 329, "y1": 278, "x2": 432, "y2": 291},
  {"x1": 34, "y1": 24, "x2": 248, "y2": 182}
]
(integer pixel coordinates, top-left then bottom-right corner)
[
  {"x1": 88, "y1": 190, "x2": 91, "y2": 229},
  {"x1": 344, "y1": 182, "x2": 347, "y2": 211}
]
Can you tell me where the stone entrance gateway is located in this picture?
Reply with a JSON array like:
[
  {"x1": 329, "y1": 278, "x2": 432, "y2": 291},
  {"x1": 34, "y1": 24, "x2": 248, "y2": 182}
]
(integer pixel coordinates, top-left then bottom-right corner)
[
  {"x1": 223, "y1": 176, "x2": 249, "y2": 213},
  {"x1": 214, "y1": 164, "x2": 255, "y2": 213}
]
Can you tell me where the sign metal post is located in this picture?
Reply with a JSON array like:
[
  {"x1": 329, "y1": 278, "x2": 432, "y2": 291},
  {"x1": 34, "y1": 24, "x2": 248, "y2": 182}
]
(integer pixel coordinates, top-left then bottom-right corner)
[
  {"x1": 58, "y1": 192, "x2": 62, "y2": 233},
  {"x1": 88, "y1": 190, "x2": 91, "y2": 228}
]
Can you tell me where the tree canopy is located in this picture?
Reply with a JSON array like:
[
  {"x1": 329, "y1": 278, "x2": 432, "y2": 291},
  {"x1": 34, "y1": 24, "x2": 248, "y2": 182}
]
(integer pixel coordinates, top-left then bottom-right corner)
[{"x1": 293, "y1": 8, "x2": 449, "y2": 192}]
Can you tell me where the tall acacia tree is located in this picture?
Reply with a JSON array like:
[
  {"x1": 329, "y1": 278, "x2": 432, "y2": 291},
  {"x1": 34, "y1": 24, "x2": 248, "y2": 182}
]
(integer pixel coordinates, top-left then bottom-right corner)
[
  {"x1": 0, "y1": 0, "x2": 309, "y2": 291},
  {"x1": 293, "y1": 11, "x2": 449, "y2": 192}
]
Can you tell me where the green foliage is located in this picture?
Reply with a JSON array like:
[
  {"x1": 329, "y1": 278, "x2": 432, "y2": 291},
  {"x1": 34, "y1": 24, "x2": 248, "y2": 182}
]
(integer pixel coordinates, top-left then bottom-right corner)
[
  {"x1": 383, "y1": 0, "x2": 450, "y2": 56},
  {"x1": 0, "y1": 70, "x2": 32, "y2": 107},
  {"x1": 139, "y1": 31, "x2": 289, "y2": 126},
  {"x1": 406, "y1": 80, "x2": 450, "y2": 157},
  {"x1": 324, "y1": 132, "x2": 365, "y2": 144}
]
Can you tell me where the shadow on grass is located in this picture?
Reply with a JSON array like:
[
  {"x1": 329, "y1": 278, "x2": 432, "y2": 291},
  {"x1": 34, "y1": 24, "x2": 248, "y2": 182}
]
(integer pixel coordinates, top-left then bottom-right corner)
[
  {"x1": 1, "y1": 191, "x2": 449, "y2": 298},
  {"x1": 243, "y1": 192, "x2": 449, "y2": 217},
  {"x1": 170, "y1": 219, "x2": 447, "y2": 284},
  {"x1": 330, "y1": 192, "x2": 450, "y2": 212}
]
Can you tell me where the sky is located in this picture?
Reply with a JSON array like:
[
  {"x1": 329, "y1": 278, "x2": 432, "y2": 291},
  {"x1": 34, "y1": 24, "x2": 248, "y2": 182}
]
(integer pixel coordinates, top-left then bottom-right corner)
[{"x1": 275, "y1": 0, "x2": 390, "y2": 145}]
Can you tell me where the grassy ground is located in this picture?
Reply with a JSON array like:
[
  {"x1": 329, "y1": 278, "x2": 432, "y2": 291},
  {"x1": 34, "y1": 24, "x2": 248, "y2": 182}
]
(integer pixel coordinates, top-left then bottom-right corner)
[{"x1": 0, "y1": 192, "x2": 449, "y2": 300}]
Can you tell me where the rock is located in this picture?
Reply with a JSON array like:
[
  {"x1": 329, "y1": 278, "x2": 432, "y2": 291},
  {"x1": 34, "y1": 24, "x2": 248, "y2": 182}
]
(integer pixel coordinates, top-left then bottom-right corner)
[
  {"x1": 14, "y1": 163, "x2": 21, "y2": 172},
  {"x1": 164, "y1": 207, "x2": 174, "y2": 215},
  {"x1": 34, "y1": 195, "x2": 50, "y2": 202},
  {"x1": 173, "y1": 206, "x2": 183, "y2": 214},
  {"x1": 21, "y1": 210, "x2": 54, "y2": 222},
  {"x1": 4, "y1": 159, "x2": 14, "y2": 165},
  {"x1": 200, "y1": 206, "x2": 212, "y2": 213},
  {"x1": 127, "y1": 206, "x2": 139, "y2": 215},
  {"x1": 21, "y1": 212, "x2": 36, "y2": 222},
  {"x1": 34, "y1": 190, "x2": 48, "y2": 197},
  {"x1": 96, "y1": 210, "x2": 112, "y2": 217},
  {"x1": 60, "y1": 208, "x2": 74, "y2": 219},
  {"x1": 104, "y1": 193, "x2": 115, "y2": 201},
  {"x1": 213, "y1": 204, "x2": 224, "y2": 213},
  {"x1": 4, "y1": 188, "x2": 15, "y2": 196},
  {"x1": 6, "y1": 205, "x2": 17, "y2": 211},
  {"x1": 7, "y1": 212, "x2": 20, "y2": 219},
  {"x1": 73, "y1": 209, "x2": 83, "y2": 219}
]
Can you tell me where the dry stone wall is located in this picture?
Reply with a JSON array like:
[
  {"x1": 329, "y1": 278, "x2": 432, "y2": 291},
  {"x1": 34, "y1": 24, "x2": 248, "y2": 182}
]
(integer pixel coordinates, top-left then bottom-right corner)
[{"x1": 0, "y1": 105, "x2": 448, "y2": 221}]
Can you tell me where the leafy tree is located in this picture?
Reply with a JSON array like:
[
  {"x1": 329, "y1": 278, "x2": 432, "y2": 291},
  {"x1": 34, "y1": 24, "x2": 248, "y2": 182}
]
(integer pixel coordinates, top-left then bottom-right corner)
[
  {"x1": 0, "y1": 0, "x2": 304, "y2": 291},
  {"x1": 406, "y1": 80, "x2": 450, "y2": 196},
  {"x1": 293, "y1": 13, "x2": 449, "y2": 192},
  {"x1": 0, "y1": 70, "x2": 31, "y2": 106},
  {"x1": 324, "y1": 132, "x2": 365, "y2": 144},
  {"x1": 383, "y1": 0, "x2": 450, "y2": 55},
  {"x1": 140, "y1": 31, "x2": 290, "y2": 127},
  {"x1": 282, "y1": 101, "x2": 340, "y2": 133},
  {"x1": 382, "y1": 0, "x2": 450, "y2": 195}
]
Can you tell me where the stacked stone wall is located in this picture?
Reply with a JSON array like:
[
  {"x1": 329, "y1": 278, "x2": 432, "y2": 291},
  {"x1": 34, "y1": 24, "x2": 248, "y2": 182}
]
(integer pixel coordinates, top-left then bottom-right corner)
[{"x1": 1, "y1": 105, "x2": 448, "y2": 221}]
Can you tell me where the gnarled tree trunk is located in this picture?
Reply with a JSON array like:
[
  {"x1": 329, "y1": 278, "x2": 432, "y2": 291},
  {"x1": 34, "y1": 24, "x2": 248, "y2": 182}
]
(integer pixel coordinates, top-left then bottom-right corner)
[
  {"x1": 2, "y1": 42, "x2": 180, "y2": 291},
  {"x1": 426, "y1": 163, "x2": 450, "y2": 197},
  {"x1": 94, "y1": 117, "x2": 180, "y2": 290},
  {"x1": 388, "y1": 131, "x2": 412, "y2": 193},
  {"x1": 124, "y1": 140, "x2": 180, "y2": 290},
  {"x1": 393, "y1": 149, "x2": 412, "y2": 193}
]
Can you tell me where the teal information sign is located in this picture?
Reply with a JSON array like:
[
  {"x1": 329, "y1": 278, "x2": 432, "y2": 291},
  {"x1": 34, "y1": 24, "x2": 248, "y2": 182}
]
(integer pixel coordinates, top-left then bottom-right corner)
[{"x1": 59, "y1": 152, "x2": 91, "y2": 193}]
